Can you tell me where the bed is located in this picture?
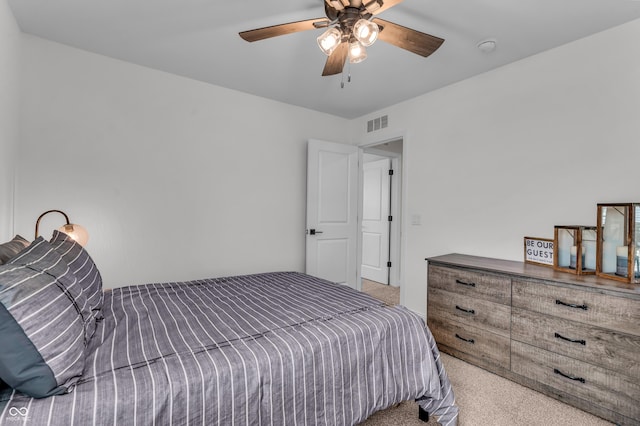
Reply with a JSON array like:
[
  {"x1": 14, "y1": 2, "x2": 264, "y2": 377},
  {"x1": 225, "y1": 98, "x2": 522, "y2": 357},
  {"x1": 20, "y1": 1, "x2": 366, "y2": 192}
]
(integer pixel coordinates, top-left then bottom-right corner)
[{"x1": 0, "y1": 232, "x2": 458, "y2": 425}]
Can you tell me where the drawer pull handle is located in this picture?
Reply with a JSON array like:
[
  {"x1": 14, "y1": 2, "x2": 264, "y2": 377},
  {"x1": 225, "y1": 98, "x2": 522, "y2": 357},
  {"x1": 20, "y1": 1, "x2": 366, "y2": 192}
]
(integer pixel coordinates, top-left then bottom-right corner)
[
  {"x1": 554, "y1": 332, "x2": 586, "y2": 346},
  {"x1": 555, "y1": 299, "x2": 588, "y2": 311},
  {"x1": 455, "y1": 305, "x2": 476, "y2": 315},
  {"x1": 455, "y1": 333, "x2": 475, "y2": 344},
  {"x1": 455, "y1": 279, "x2": 476, "y2": 288},
  {"x1": 553, "y1": 368, "x2": 586, "y2": 384}
]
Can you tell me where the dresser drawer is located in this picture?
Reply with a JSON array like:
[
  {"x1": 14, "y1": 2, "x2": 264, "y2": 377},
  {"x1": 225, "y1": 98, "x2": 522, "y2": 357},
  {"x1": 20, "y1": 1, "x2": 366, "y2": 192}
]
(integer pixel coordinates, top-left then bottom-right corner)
[
  {"x1": 428, "y1": 317, "x2": 510, "y2": 370},
  {"x1": 512, "y1": 341, "x2": 640, "y2": 422},
  {"x1": 428, "y1": 287, "x2": 511, "y2": 337},
  {"x1": 428, "y1": 265, "x2": 511, "y2": 304},
  {"x1": 512, "y1": 308, "x2": 640, "y2": 381},
  {"x1": 512, "y1": 278, "x2": 640, "y2": 337}
]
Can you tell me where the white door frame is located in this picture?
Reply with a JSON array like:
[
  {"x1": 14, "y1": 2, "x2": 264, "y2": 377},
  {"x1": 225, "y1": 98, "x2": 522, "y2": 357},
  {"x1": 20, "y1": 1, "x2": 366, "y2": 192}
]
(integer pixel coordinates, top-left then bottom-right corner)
[
  {"x1": 357, "y1": 132, "x2": 407, "y2": 304},
  {"x1": 361, "y1": 156, "x2": 392, "y2": 284},
  {"x1": 361, "y1": 148, "x2": 402, "y2": 287}
]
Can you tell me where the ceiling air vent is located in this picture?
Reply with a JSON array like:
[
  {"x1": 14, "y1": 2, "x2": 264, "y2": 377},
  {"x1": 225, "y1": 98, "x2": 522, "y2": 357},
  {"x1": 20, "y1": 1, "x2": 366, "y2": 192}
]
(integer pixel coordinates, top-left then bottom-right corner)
[{"x1": 367, "y1": 115, "x2": 388, "y2": 133}]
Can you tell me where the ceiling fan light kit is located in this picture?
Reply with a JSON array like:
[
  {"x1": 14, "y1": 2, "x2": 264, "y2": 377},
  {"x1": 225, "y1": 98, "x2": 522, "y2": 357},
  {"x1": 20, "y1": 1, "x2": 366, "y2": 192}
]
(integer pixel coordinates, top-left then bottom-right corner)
[
  {"x1": 353, "y1": 18, "x2": 379, "y2": 46},
  {"x1": 317, "y1": 27, "x2": 343, "y2": 55},
  {"x1": 318, "y1": 18, "x2": 377, "y2": 59},
  {"x1": 239, "y1": 0, "x2": 445, "y2": 77},
  {"x1": 349, "y1": 40, "x2": 367, "y2": 63}
]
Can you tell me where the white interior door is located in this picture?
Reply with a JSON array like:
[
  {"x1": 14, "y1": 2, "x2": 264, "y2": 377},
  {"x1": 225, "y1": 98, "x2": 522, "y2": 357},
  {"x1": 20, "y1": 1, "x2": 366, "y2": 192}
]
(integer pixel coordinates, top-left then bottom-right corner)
[
  {"x1": 361, "y1": 157, "x2": 390, "y2": 284},
  {"x1": 306, "y1": 139, "x2": 359, "y2": 288}
]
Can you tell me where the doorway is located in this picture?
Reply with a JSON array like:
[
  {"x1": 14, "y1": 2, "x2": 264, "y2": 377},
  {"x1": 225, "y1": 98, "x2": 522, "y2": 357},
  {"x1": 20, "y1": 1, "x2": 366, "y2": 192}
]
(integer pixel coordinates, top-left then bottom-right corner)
[{"x1": 360, "y1": 138, "x2": 403, "y2": 288}]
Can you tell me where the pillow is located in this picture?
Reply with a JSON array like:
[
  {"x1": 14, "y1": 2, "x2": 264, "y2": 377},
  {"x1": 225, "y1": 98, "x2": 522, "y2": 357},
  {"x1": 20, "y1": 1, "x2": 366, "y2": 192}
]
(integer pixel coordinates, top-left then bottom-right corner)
[
  {"x1": 50, "y1": 230, "x2": 104, "y2": 322},
  {"x1": 0, "y1": 235, "x2": 29, "y2": 265},
  {"x1": 0, "y1": 238, "x2": 88, "y2": 398}
]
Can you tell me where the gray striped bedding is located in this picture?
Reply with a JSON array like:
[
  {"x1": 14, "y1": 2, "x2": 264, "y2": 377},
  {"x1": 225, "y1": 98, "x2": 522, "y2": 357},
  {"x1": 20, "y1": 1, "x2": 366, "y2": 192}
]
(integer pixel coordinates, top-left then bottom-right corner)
[{"x1": 0, "y1": 271, "x2": 458, "y2": 425}]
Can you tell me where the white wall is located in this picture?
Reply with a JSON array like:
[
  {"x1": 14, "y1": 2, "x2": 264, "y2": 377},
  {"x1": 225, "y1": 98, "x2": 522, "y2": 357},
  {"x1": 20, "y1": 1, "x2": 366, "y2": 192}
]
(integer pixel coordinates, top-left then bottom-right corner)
[
  {"x1": 9, "y1": 15, "x2": 640, "y2": 313},
  {"x1": 353, "y1": 18, "x2": 640, "y2": 316},
  {"x1": 0, "y1": 0, "x2": 20, "y2": 241},
  {"x1": 15, "y1": 35, "x2": 351, "y2": 287}
]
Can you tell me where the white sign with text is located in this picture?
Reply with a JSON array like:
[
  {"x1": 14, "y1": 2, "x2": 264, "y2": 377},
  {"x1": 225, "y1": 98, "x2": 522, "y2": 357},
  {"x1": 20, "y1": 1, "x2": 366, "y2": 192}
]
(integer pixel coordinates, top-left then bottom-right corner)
[{"x1": 524, "y1": 237, "x2": 554, "y2": 266}]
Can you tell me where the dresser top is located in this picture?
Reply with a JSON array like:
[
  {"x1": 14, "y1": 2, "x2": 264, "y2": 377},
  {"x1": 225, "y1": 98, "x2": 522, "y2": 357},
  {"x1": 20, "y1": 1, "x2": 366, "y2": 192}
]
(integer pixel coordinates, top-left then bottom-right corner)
[{"x1": 427, "y1": 253, "x2": 640, "y2": 297}]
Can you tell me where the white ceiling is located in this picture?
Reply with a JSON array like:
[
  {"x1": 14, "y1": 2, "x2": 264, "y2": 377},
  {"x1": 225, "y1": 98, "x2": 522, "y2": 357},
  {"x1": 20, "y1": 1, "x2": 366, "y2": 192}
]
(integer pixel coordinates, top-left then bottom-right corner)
[{"x1": 8, "y1": 0, "x2": 640, "y2": 119}]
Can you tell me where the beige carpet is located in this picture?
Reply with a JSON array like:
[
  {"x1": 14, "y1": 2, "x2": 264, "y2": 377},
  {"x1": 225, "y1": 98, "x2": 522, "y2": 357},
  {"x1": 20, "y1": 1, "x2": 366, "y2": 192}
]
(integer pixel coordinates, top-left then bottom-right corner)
[
  {"x1": 361, "y1": 279, "x2": 400, "y2": 305},
  {"x1": 359, "y1": 280, "x2": 613, "y2": 426}
]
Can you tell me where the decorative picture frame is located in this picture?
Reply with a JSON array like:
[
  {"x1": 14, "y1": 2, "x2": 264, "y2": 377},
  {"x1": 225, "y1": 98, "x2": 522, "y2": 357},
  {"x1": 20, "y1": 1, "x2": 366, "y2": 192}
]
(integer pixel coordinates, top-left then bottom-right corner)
[{"x1": 524, "y1": 236, "x2": 554, "y2": 267}]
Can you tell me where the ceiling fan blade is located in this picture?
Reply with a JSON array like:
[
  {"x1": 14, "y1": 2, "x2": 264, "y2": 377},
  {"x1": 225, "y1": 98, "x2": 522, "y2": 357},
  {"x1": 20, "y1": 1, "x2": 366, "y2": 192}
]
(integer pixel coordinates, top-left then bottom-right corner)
[
  {"x1": 322, "y1": 42, "x2": 348, "y2": 76},
  {"x1": 239, "y1": 18, "x2": 329, "y2": 42},
  {"x1": 369, "y1": 0, "x2": 403, "y2": 15},
  {"x1": 372, "y1": 18, "x2": 444, "y2": 57}
]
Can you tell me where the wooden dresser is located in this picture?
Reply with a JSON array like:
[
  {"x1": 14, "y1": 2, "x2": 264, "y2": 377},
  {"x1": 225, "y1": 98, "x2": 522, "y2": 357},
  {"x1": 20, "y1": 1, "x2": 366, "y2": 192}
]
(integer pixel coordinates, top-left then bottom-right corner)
[{"x1": 426, "y1": 254, "x2": 640, "y2": 426}]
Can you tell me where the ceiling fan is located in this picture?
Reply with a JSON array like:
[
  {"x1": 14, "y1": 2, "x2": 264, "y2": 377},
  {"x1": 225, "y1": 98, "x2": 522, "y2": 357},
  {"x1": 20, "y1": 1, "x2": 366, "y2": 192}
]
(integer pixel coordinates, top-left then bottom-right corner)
[{"x1": 239, "y1": 0, "x2": 444, "y2": 76}]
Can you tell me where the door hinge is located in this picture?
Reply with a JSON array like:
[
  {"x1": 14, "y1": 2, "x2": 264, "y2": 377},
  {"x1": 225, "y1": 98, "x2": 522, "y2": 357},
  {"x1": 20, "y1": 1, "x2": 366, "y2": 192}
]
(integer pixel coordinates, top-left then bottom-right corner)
[
  {"x1": 387, "y1": 261, "x2": 392, "y2": 268},
  {"x1": 388, "y1": 169, "x2": 394, "y2": 176},
  {"x1": 388, "y1": 215, "x2": 392, "y2": 221}
]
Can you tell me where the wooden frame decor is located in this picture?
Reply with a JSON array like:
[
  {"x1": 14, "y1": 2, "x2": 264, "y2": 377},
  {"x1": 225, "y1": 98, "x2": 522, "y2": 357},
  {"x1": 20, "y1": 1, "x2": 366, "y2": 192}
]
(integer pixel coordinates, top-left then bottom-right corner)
[
  {"x1": 596, "y1": 203, "x2": 640, "y2": 284},
  {"x1": 524, "y1": 236, "x2": 554, "y2": 267},
  {"x1": 553, "y1": 225, "x2": 597, "y2": 275}
]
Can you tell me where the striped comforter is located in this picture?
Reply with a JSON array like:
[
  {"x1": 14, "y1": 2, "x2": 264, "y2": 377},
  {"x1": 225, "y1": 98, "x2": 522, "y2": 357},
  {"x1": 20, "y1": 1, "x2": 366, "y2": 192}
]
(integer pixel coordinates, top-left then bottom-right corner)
[{"x1": 0, "y1": 272, "x2": 457, "y2": 425}]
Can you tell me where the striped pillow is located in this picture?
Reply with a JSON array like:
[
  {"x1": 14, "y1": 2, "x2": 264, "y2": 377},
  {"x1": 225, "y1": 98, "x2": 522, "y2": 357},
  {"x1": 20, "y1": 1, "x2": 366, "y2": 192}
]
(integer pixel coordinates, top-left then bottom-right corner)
[
  {"x1": 0, "y1": 238, "x2": 88, "y2": 398},
  {"x1": 0, "y1": 235, "x2": 29, "y2": 265},
  {"x1": 50, "y1": 230, "x2": 104, "y2": 323}
]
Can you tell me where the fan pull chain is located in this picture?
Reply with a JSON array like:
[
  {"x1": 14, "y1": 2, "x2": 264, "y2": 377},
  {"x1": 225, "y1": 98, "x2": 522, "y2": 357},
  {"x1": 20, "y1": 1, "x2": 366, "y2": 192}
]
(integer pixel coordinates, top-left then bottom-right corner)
[{"x1": 340, "y1": 63, "x2": 353, "y2": 89}]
